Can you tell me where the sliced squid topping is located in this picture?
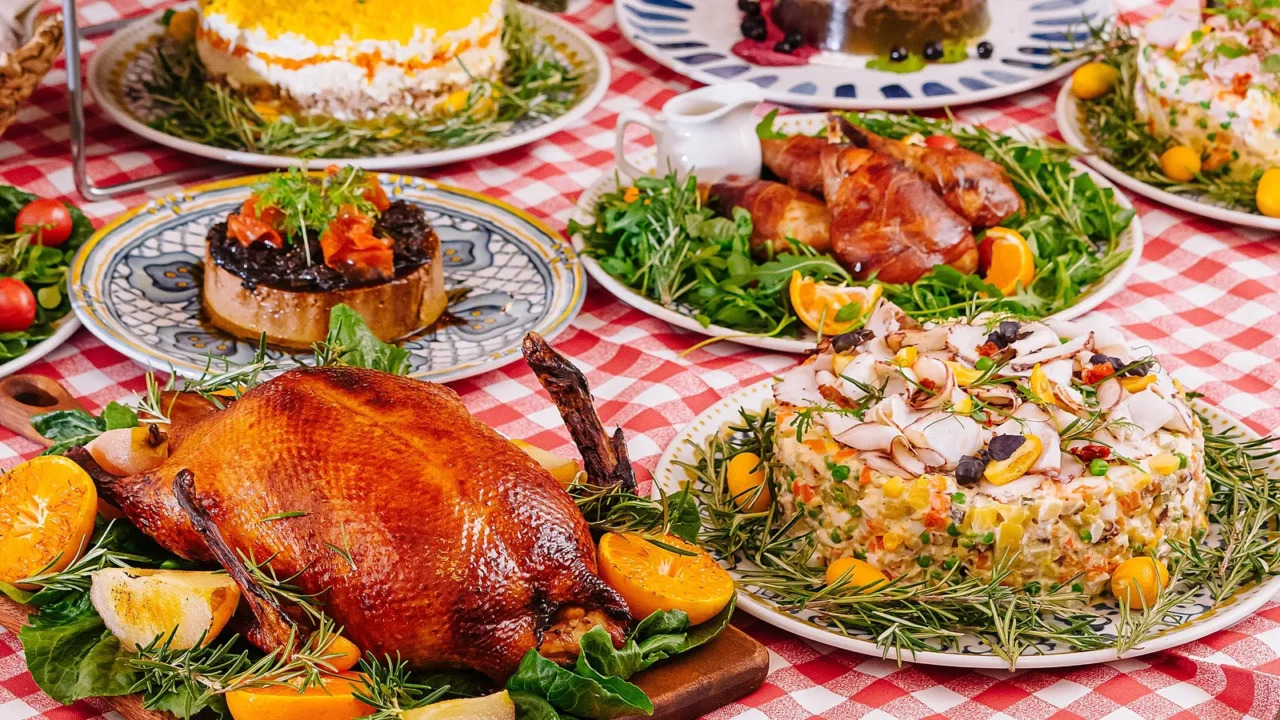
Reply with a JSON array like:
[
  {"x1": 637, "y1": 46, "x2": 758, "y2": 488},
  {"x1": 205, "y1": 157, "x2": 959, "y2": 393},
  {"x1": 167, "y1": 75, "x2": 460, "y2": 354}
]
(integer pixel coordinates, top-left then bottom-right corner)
[
  {"x1": 1009, "y1": 333, "x2": 1094, "y2": 373},
  {"x1": 1010, "y1": 325, "x2": 1058, "y2": 357},
  {"x1": 775, "y1": 362, "x2": 823, "y2": 407},
  {"x1": 946, "y1": 324, "x2": 989, "y2": 365}
]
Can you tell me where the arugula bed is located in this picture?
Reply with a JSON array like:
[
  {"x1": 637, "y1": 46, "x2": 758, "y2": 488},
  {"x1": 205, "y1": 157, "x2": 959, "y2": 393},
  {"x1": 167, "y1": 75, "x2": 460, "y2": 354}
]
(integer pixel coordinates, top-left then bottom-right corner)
[{"x1": 571, "y1": 111, "x2": 1137, "y2": 353}]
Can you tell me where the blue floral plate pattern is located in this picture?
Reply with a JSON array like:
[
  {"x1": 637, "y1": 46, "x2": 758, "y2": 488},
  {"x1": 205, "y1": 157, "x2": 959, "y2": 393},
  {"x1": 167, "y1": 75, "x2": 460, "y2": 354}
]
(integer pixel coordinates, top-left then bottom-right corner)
[
  {"x1": 70, "y1": 175, "x2": 584, "y2": 383},
  {"x1": 616, "y1": 0, "x2": 1113, "y2": 110}
]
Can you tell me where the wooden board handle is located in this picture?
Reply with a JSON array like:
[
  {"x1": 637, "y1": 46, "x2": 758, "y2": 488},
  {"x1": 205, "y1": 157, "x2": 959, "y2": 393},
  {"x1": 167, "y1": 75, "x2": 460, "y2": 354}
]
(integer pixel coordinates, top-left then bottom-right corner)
[{"x1": 0, "y1": 373, "x2": 83, "y2": 446}]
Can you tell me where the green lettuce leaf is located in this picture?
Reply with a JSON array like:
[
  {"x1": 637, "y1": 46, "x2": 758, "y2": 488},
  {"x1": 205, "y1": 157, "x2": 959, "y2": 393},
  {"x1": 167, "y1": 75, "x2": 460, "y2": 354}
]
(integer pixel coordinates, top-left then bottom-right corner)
[
  {"x1": 30, "y1": 409, "x2": 106, "y2": 455},
  {"x1": 323, "y1": 304, "x2": 411, "y2": 375},
  {"x1": 507, "y1": 651, "x2": 650, "y2": 719},
  {"x1": 19, "y1": 614, "x2": 137, "y2": 705},
  {"x1": 508, "y1": 597, "x2": 736, "y2": 719}
]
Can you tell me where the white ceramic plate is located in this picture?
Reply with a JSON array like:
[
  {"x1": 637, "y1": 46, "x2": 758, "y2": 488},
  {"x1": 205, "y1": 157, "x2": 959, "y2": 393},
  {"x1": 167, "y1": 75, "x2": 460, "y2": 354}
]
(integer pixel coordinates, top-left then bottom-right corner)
[
  {"x1": 1055, "y1": 80, "x2": 1280, "y2": 232},
  {"x1": 0, "y1": 316, "x2": 80, "y2": 379},
  {"x1": 70, "y1": 174, "x2": 584, "y2": 383},
  {"x1": 87, "y1": 3, "x2": 610, "y2": 170},
  {"x1": 654, "y1": 378, "x2": 1280, "y2": 669},
  {"x1": 571, "y1": 112, "x2": 1144, "y2": 354},
  {"x1": 616, "y1": 0, "x2": 1110, "y2": 110}
]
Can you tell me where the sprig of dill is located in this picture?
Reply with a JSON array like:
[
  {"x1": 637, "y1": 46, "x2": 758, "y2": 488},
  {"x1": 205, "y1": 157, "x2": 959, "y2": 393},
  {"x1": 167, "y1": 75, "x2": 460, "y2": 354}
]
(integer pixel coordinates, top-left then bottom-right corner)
[
  {"x1": 1065, "y1": 20, "x2": 1263, "y2": 212},
  {"x1": 141, "y1": 11, "x2": 585, "y2": 159}
]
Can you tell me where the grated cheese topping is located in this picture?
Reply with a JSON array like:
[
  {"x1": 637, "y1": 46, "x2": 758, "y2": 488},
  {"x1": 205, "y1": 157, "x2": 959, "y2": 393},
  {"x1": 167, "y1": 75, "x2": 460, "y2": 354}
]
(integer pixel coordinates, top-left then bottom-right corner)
[{"x1": 197, "y1": 0, "x2": 497, "y2": 44}]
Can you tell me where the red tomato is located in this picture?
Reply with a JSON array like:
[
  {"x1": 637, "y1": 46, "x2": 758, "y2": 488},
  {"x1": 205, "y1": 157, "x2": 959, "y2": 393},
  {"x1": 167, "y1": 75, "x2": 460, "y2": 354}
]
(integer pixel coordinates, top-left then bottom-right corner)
[
  {"x1": 15, "y1": 198, "x2": 74, "y2": 247},
  {"x1": 0, "y1": 278, "x2": 36, "y2": 333},
  {"x1": 924, "y1": 135, "x2": 959, "y2": 150}
]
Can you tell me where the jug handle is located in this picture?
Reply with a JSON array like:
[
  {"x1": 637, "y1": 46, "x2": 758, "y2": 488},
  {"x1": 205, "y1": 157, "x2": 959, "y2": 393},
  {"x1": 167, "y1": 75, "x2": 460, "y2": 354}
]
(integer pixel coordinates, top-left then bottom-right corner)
[{"x1": 615, "y1": 110, "x2": 664, "y2": 180}]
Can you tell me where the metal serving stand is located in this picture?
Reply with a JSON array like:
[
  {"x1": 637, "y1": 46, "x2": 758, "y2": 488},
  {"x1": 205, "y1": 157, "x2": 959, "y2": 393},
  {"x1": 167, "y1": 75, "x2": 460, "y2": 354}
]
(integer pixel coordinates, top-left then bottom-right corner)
[{"x1": 61, "y1": 0, "x2": 213, "y2": 201}]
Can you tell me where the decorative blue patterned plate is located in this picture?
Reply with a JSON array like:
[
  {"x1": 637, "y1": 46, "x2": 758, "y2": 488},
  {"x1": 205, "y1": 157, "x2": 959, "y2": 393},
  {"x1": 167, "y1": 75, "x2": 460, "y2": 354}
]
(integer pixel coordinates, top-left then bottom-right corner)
[
  {"x1": 616, "y1": 0, "x2": 1113, "y2": 110},
  {"x1": 70, "y1": 175, "x2": 584, "y2": 383},
  {"x1": 655, "y1": 380, "x2": 1280, "y2": 668}
]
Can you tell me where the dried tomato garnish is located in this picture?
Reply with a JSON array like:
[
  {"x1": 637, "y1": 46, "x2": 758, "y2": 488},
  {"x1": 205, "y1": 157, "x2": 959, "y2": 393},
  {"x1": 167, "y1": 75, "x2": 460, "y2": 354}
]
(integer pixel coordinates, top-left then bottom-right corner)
[
  {"x1": 1082, "y1": 363, "x2": 1115, "y2": 384},
  {"x1": 1071, "y1": 444, "x2": 1111, "y2": 462},
  {"x1": 363, "y1": 181, "x2": 391, "y2": 212},
  {"x1": 226, "y1": 197, "x2": 285, "y2": 249},
  {"x1": 320, "y1": 204, "x2": 393, "y2": 279},
  {"x1": 977, "y1": 341, "x2": 1001, "y2": 357}
]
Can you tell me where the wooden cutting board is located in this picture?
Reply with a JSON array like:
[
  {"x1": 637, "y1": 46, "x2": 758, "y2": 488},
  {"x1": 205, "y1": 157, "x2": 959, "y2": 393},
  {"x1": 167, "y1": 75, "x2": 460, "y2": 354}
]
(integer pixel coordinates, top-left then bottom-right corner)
[{"x1": 0, "y1": 596, "x2": 767, "y2": 720}]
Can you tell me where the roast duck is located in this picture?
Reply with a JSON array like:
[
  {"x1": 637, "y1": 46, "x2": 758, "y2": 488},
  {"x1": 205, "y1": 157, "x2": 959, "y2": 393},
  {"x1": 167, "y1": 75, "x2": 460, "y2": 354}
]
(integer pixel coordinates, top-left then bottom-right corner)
[
  {"x1": 705, "y1": 114, "x2": 1023, "y2": 284},
  {"x1": 66, "y1": 335, "x2": 635, "y2": 682}
]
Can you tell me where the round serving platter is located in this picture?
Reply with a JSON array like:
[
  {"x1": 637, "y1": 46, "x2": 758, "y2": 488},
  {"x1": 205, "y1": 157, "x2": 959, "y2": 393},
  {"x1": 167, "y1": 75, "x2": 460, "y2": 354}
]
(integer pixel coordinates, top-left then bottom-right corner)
[
  {"x1": 87, "y1": 3, "x2": 610, "y2": 170},
  {"x1": 0, "y1": 316, "x2": 81, "y2": 379},
  {"x1": 654, "y1": 378, "x2": 1280, "y2": 669},
  {"x1": 615, "y1": 0, "x2": 1110, "y2": 110},
  {"x1": 1055, "y1": 80, "x2": 1280, "y2": 232},
  {"x1": 571, "y1": 112, "x2": 1144, "y2": 354},
  {"x1": 69, "y1": 174, "x2": 584, "y2": 383}
]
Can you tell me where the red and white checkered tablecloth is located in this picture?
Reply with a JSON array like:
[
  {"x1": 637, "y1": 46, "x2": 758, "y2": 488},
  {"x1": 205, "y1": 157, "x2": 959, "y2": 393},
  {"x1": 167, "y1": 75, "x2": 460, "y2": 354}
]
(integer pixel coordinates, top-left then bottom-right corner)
[{"x1": 3, "y1": 0, "x2": 1280, "y2": 718}]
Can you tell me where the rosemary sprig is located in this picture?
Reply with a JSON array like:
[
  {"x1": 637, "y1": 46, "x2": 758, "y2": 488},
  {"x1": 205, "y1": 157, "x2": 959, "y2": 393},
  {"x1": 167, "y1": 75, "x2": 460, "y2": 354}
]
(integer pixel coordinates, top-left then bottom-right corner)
[
  {"x1": 141, "y1": 11, "x2": 585, "y2": 159},
  {"x1": 11, "y1": 521, "x2": 157, "y2": 597},
  {"x1": 353, "y1": 655, "x2": 451, "y2": 720},
  {"x1": 130, "y1": 617, "x2": 346, "y2": 709}
]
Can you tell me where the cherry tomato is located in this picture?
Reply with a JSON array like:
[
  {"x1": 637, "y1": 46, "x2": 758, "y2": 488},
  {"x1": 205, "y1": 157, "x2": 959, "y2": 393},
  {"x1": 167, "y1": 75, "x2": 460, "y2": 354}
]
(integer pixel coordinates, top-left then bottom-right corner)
[
  {"x1": 0, "y1": 278, "x2": 36, "y2": 333},
  {"x1": 15, "y1": 198, "x2": 74, "y2": 247},
  {"x1": 924, "y1": 135, "x2": 958, "y2": 150}
]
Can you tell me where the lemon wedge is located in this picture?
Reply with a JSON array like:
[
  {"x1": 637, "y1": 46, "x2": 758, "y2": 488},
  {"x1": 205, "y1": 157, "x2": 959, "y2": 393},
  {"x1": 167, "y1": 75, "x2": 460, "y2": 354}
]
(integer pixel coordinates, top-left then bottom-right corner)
[
  {"x1": 90, "y1": 569, "x2": 241, "y2": 650},
  {"x1": 511, "y1": 439, "x2": 581, "y2": 485},
  {"x1": 403, "y1": 691, "x2": 516, "y2": 720}
]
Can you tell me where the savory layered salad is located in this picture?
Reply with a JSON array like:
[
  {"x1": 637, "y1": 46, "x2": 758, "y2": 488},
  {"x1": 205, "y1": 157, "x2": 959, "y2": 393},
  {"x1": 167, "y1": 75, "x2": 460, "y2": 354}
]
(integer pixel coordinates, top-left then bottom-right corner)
[
  {"x1": 769, "y1": 299, "x2": 1205, "y2": 597},
  {"x1": 142, "y1": 4, "x2": 585, "y2": 158},
  {"x1": 196, "y1": 0, "x2": 506, "y2": 120},
  {"x1": 1134, "y1": 0, "x2": 1280, "y2": 180},
  {"x1": 1071, "y1": 0, "x2": 1280, "y2": 217}
]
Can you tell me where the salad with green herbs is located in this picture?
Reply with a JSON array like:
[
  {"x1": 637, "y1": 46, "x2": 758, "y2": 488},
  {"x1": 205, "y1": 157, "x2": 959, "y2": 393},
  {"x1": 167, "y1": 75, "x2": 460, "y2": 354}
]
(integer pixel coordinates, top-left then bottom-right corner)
[
  {"x1": 0, "y1": 187, "x2": 92, "y2": 363},
  {"x1": 571, "y1": 110, "x2": 1135, "y2": 346}
]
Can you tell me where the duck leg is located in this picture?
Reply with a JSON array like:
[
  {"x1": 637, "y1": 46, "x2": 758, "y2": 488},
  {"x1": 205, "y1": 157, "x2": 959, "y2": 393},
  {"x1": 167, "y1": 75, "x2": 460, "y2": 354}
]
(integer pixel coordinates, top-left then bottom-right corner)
[
  {"x1": 522, "y1": 333, "x2": 636, "y2": 492},
  {"x1": 172, "y1": 469, "x2": 301, "y2": 651}
]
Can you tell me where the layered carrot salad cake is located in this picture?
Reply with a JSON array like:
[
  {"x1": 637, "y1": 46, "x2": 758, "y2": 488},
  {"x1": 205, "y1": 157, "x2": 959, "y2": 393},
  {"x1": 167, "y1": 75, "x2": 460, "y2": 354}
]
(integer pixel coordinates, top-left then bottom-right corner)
[{"x1": 195, "y1": 0, "x2": 507, "y2": 120}]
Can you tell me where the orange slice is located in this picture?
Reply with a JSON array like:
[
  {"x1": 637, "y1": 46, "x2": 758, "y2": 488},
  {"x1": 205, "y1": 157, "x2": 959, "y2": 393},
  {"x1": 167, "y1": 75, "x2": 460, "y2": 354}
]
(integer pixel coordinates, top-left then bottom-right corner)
[
  {"x1": 226, "y1": 673, "x2": 372, "y2": 720},
  {"x1": 980, "y1": 227, "x2": 1036, "y2": 297},
  {"x1": 0, "y1": 456, "x2": 99, "y2": 588},
  {"x1": 597, "y1": 532, "x2": 733, "y2": 625},
  {"x1": 788, "y1": 271, "x2": 881, "y2": 336}
]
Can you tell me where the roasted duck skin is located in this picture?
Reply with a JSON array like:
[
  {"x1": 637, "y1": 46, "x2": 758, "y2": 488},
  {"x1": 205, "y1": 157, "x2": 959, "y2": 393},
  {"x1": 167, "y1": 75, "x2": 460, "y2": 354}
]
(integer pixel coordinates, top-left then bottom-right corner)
[
  {"x1": 704, "y1": 176, "x2": 831, "y2": 254},
  {"x1": 840, "y1": 120, "x2": 1023, "y2": 227},
  {"x1": 67, "y1": 363, "x2": 630, "y2": 682},
  {"x1": 821, "y1": 145, "x2": 978, "y2": 283}
]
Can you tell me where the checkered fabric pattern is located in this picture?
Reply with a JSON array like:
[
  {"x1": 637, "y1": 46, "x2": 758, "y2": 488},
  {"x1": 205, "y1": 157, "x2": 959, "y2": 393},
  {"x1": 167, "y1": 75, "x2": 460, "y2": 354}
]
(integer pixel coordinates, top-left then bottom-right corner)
[{"x1": 2, "y1": 0, "x2": 1280, "y2": 717}]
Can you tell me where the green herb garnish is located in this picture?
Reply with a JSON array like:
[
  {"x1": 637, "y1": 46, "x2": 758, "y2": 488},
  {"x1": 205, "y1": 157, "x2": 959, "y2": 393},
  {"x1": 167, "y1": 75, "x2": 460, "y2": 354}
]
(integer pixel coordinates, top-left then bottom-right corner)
[
  {"x1": 141, "y1": 11, "x2": 585, "y2": 159},
  {"x1": 1066, "y1": 21, "x2": 1263, "y2": 212}
]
